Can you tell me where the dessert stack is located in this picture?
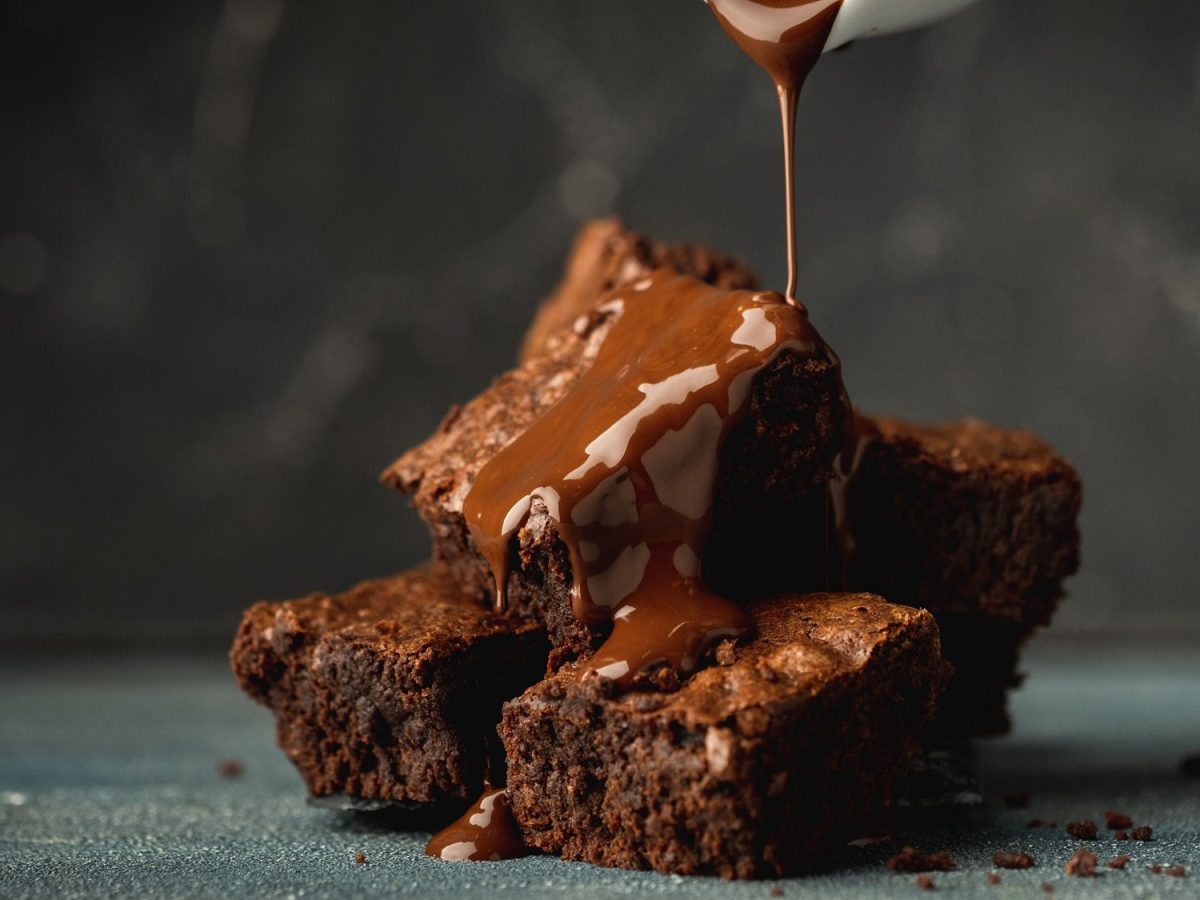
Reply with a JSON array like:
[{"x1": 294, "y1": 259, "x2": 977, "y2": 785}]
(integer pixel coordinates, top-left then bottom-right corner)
[{"x1": 231, "y1": 218, "x2": 1081, "y2": 878}]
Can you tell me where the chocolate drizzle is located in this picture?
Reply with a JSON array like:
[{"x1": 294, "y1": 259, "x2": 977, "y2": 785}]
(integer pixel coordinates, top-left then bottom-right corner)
[
  {"x1": 707, "y1": 0, "x2": 870, "y2": 590},
  {"x1": 424, "y1": 786, "x2": 528, "y2": 862},
  {"x1": 463, "y1": 270, "x2": 833, "y2": 687},
  {"x1": 707, "y1": 0, "x2": 843, "y2": 304},
  {"x1": 826, "y1": 414, "x2": 879, "y2": 588}
]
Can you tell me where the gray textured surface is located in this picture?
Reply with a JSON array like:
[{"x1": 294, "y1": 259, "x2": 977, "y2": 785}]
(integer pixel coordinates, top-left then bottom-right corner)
[
  {"x1": 2, "y1": 0, "x2": 1200, "y2": 651},
  {"x1": 2, "y1": 637, "x2": 1198, "y2": 897}
]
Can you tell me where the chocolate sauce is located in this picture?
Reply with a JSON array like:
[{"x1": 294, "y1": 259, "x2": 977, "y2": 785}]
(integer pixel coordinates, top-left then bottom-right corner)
[
  {"x1": 707, "y1": 1, "x2": 873, "y2": 589},
  {"x1": 826, "y1": 414, "x2": 878, "y2": 588},
  {"x1": 463, "y1": 270, "x2": 832, "y2": 687},
  {"x1": 707, "y1": 0, "x2": 843, "y2": 303},
  {"x1": 424, "y1": 786, "x2": 528, "y2": 862}
]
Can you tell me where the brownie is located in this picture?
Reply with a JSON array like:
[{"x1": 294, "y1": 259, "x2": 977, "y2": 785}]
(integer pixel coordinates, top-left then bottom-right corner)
[
  {"x1": 230, "y1": 565, "x2": 548, "y2": 804},
  {"x1": 846, "y1": 416, "x2": 1081, "y2": 734},
  {"x1": 500, "y1": 593, "x2": 950, "y2": 878},
  {"x1": 848, "y1": 416, "x2": 1081, "y2": 627},
  {"x1": 384, "y1": 283, "x2": 850, "y2": 670},
  {"x1": 520, "y1": 217, "x2": 757, "y2": 362}
]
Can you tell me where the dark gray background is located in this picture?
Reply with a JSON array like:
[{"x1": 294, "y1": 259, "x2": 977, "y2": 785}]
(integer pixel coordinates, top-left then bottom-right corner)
[{"x1": 2, "y1": 0, "x2": 1198, "y2": 653}]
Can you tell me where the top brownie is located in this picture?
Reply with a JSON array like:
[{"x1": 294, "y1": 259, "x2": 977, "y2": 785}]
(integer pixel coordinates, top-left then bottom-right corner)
[{"x1": 385, "y1": 282, "x2": 850, "y2": 668}]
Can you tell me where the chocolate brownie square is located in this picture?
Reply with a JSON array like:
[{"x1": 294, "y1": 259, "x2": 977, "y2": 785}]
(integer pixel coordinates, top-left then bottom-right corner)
[
  {"x1": 848, "y1": 416, "x2": 1081, "y2": 628},
  {"x1": 847, "y1": 416, "x2": 1081, "y2": 733},
  {"x1": 500, "y1": 593, "x2": 949, "y2": 878},
  {"x1": 230, "y1": 565, "x2": 548, "y2": 804}
]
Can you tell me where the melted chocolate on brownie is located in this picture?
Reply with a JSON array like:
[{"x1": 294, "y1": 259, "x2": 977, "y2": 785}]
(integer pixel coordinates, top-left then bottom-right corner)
[{"x1": 463, "y1": 270, "x2": 837, "y2": 688}]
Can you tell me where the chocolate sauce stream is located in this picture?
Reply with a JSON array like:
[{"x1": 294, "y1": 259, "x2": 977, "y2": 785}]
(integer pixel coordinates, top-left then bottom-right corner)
[
  {"x1": 463, "y1": 270, "x2": 832, "y2": 688},
  {"x1": 707, "y1": 0, "x2": 843, "y2": 304},
  {"x1": 424, "y1": 785, "x2": 528, "y2": 862}
]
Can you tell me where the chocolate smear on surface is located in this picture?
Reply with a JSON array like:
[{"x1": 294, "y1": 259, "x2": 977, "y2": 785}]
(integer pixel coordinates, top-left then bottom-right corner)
[
  {"x1": 464, "y1": 271, "x2": 835, "y2": 688},
  {"x1": 425, "y1": 786, "x2": 527, "y2": 862}
]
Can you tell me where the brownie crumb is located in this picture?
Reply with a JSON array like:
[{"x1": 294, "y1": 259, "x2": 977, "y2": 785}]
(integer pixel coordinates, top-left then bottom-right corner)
[
  {"x1": 1150, "y1": 864, "x2": 1164, "y2": 874},
  {"x1": 714, "y1": 639, "x2": 738, "y2": 667},
  {"x1": 354, "y1": 852, "x2": 367, "y2": 865},
  {"x1": 1182, "y1": 753, "x2": 1200, "y2": 777},
  {"x1": 1046, "y1": 821, "x2": 1058, "y2": 829},
  {"x1": 887, "y1": 847, "x2": 957, "y2": 873},
  {"x1": 993, "y1": 851, "x2": 1035, "y2": 869},
  {"x1": 915, "y1": 874, "x2": 936, "y2": 891},
  {"x1": 770, "y1": 889, "x2": 784, "y2": 897},
  {"x1": 1064, "y1": 849, "x2": 1098, "y2": 877},
  {"x1": 1114, "y1": 830, "x2": 1128, "y2": 841},
  {"x1": 1066, "y1": 820, "x2": 1098, "y2": 840},
  {"x1": 1105, "y1": 854, "x2": 1131, "y2": 870},
  {"x1": 1004, "y1": 792, "x2": 1031, "y2": 809},
  {"x1": 1027, "y1": 818, "x2": 1043, "y2": 828},
  {"x1": 1167, "y1": 864, "x2": 1187, "y2": 877},
  {"x1": 986, "y1": 873, "x2": 1001, "y2": 885},
  {"x1": 216, "y1": 759, "x2": 244, "y2": 779},
  {"x1": 1130, "y1": 826, "x2": 1153, "y2": 841},
  {"x1": 1041, "y1": 882, "x2": 1054, "y2": 893},
  {"x1": 1104, "y1": 810, "x2": 1132, "y2": 830}
]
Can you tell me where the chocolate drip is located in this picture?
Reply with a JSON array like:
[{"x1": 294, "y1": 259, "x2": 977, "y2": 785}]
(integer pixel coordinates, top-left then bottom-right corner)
[
  {"x1": 463, "y1": 270, "x2": 833, "y2": 688},
  {"x1": 826, "y1": 413, "x2": 879, "y2": 588},
  {"x1": 424, "y1": 786, "x2": 528, "y2": 862},
  {"x1": 707, "y1": 0, "x2": 843, "y2": 303}
]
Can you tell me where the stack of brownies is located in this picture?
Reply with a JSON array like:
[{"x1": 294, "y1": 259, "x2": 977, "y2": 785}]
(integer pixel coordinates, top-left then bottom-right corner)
[{"x1": 232, "y1": 219, "x2": 1081, "y2": 878}]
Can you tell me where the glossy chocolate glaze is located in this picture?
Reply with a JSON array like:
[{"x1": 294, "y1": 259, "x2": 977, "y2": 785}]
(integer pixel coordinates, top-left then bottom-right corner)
[
  {"x1": 707, "y1": 0, "x2": 843, "y2": 303},
  {"x1": 463, "y1": 270, "x2": 835, "y2": 687},
  {"x1": 424, "y1": 786, "x2": 528, "y2": 862}
]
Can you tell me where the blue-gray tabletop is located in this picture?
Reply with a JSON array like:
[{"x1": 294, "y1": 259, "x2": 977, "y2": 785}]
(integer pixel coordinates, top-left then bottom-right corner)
[{"x1": 2, "y1": 637, "x2": 1198, "y2": 898}]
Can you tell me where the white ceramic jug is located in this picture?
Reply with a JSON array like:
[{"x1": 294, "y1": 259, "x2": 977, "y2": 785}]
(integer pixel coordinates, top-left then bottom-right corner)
[{"x1": 825, "y1": 0, "x2": 982, "y2": 50}]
